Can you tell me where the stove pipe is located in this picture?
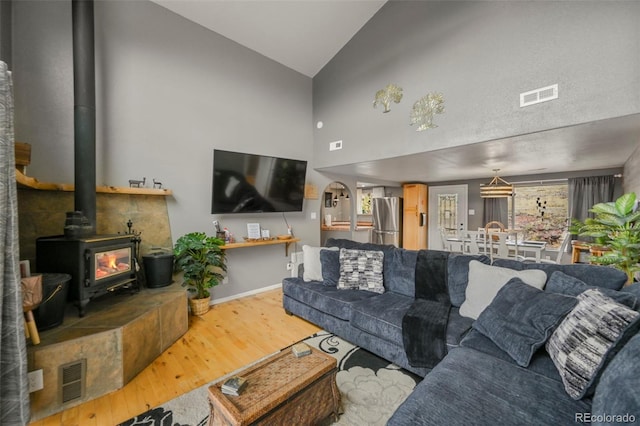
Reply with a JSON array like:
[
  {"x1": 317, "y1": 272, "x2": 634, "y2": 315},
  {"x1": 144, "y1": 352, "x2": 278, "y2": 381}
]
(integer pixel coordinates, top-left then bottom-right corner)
[{"x1": 72, "y1": 0, "x2": 96, "y2": 235}]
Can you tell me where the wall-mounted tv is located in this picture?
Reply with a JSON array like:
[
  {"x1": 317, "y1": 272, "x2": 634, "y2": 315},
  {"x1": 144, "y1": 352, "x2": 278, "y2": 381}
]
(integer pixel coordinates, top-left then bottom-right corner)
[{"x1": 211, "y1": 149, "x2": 308, "y2": 214}]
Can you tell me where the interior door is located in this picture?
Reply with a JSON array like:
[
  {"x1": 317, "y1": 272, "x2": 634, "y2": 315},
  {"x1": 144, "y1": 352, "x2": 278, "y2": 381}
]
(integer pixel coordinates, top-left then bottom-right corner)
[{"x1": 428, "y1": 185, "x2": 469, "y2": 250}]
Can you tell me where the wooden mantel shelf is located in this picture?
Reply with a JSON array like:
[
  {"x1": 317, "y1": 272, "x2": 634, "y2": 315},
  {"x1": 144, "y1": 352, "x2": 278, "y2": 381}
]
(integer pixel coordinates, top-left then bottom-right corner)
[
  {"x1": 15, "y1": 169, "x2": 173, "y2": 196},
  {"x1": 221, "y1": 238, "x2": 300, "y2": 256}
]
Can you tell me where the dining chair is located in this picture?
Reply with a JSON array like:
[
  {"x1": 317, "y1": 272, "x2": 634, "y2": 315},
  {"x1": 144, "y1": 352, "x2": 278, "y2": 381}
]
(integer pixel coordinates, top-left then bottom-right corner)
[
  {"x1": 440, "y1": 227, "x2": 464, "y2": 253},
  {"x1": 488, "y1": 231, "x2": 511, "y2": 261},
  {"x1": 461, "y1": 230, "x2": 485, "y2": 255}
]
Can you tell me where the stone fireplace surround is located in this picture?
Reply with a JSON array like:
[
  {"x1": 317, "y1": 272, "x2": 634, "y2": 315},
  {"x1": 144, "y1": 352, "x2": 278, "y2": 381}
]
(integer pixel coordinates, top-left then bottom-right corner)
[
  {"x1": 18, "y1": 189, "x2": 173, "y2": 266},
  {"x1": 18, "y1": 188, "x2": 185, "y2": 420},
  {"x1": 27, "y1": 281, "x2": 187, "y2": 421}
]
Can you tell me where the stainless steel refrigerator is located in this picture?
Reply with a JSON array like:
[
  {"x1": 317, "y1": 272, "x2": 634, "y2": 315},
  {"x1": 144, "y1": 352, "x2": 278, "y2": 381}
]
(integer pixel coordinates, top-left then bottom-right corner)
[{"x1": 371, "y1": 197, "x2": 403, "y2": 247}]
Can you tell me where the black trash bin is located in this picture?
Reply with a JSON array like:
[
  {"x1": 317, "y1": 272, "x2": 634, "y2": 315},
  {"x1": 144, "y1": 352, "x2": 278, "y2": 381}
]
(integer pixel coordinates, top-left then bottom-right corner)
[
  {"x1": 143, "y1": 252, "x2": 174, "y2": 288},
  {"x1": 34, "y1": 273, "x2": 71, "y2": 331}
]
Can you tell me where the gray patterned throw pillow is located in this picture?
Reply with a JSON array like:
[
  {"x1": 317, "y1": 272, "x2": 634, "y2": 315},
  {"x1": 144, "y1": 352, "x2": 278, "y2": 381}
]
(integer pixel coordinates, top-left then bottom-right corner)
[
  {"x1": 337, "y1": 248, "x2": 385, "y2": 293},
  {"x1": 546, "y1": 289, "x2": 640, "y2": 400}
]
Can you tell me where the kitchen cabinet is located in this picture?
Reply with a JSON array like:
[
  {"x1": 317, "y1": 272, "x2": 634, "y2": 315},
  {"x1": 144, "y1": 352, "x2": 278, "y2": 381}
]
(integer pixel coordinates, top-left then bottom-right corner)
[{"x1": 403, "y1": 183, "x2": 428, "y2": 249}]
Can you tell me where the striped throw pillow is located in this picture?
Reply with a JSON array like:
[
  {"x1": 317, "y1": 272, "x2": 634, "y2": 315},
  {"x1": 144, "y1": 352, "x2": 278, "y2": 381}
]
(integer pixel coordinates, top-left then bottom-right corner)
[{"x1": 546, "y1": 289, "x2": 640, "y2": 399}]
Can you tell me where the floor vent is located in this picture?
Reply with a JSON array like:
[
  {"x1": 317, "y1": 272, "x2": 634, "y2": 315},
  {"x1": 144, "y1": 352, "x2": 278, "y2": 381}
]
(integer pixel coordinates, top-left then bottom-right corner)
[
  {"x1": 520, "y1": 84, "x2": 558, "y2": 107},
  {"x1": 59, "y1": 359, "x2": 86, "y2": 404}
]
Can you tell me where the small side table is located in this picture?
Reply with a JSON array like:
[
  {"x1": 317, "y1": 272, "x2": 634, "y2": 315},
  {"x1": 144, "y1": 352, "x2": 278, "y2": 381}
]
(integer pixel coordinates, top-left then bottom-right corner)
[
  {"x1": 571, "y1": 241, "x2": 591, "y2": 264},
  {"x1": 571, "y1": 240, "x2": 610, "y2": 264}
]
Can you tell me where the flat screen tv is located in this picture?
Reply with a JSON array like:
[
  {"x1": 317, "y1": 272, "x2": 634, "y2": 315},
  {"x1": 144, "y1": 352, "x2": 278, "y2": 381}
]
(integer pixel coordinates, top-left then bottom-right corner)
[{"x1": 211, "y1": 149, "x2": 308, "y2": 214}]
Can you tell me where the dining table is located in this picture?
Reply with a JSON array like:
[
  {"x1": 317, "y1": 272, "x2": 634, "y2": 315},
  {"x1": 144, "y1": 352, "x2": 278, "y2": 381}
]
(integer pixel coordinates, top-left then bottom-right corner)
[{"x1": 446, "y1": 234, "x2": 548, "y2": 262}]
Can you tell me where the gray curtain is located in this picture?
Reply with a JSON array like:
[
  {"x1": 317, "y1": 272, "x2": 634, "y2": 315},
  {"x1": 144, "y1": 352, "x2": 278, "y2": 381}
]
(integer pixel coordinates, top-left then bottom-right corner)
[
  {"x1": 567, "y1": 175, "x2": 617, "y2": 252},
  {"x1": 0, "y1": 61, "x2": 30, "y2": 424},
  {"x1": 568, "y1": 176, "x2": 617, "y2": 222},
  {"x1": 482, "y1": 198, "x2": 508, "y2": 227}
]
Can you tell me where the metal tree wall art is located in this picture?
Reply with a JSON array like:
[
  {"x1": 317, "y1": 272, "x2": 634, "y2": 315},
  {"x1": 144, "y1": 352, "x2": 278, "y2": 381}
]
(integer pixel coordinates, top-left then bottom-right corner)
[
  {"x1": 373, "y1": 84, "x2": 403, "y2": 113},
  {"x1": 410, "y1": 93, "x2": 445, "y2": 131}
]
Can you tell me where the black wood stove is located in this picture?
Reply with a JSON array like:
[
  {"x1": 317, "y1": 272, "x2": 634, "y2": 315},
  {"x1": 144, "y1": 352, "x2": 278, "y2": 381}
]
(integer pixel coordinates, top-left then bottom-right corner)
[
  {"x1": 36, "y1": 234, "x2": 136, "y2": 317},
  {"x1": 34, "y1": 1, "x2": 139, "y2": 317}
]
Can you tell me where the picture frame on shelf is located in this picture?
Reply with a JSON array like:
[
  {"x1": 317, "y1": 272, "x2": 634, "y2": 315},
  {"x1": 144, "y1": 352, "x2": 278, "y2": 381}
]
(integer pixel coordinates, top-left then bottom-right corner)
[{"x1": 324, "y1": 192, "x2": 332, "y2": 208}]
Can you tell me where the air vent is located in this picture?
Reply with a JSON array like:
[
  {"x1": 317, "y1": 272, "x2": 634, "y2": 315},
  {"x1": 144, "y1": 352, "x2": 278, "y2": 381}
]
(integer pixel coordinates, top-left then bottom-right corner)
[
  {"x1": 59, "y1": 359, "x2": 86, "y2": 404},
  {"x1": 520, "y1": 84, "x2": 558, "y2": 107}
]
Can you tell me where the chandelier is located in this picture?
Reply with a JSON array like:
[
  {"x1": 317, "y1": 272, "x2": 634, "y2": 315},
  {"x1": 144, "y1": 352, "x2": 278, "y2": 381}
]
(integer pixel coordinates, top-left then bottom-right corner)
[{"x1": 480, "y1": 169, "x2": 514, "y2": 198}]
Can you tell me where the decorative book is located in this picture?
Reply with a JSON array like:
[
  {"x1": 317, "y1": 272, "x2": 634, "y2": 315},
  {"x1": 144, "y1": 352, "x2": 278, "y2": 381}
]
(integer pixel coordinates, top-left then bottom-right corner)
[
  {"x1": 292, "y1": 342, "x2": 312, "y2": 358},
  {"x1": 221, "y1": 376, "x2": 248, "y2": 396}
]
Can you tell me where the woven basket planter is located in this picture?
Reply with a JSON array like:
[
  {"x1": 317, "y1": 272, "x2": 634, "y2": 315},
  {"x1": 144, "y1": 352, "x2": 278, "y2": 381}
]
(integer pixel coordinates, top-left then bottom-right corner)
[{"x1": 189, "y1": 297, "x2": 211, "y2": 316}]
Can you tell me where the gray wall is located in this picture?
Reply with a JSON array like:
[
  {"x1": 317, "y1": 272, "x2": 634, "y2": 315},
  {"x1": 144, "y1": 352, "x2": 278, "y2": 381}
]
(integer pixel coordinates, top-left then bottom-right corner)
[
  {"x1": 313, "y1": 1, "x2": 640, "y2": 170},
  {"x1": 0, "y1": 0, "x2": 11, "y2": 67},
  {"x1": 624, "y1": 146, "x2": 640, "y2": 196},
  {"x1": 12, "y1": 0, "x2": 320, "y2": 299}
]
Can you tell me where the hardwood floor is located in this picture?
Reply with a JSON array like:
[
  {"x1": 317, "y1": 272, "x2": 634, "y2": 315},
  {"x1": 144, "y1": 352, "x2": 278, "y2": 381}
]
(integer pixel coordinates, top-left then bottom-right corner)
[{"x1": 29, "y1": 288, "x2": 320, "y2": 426}]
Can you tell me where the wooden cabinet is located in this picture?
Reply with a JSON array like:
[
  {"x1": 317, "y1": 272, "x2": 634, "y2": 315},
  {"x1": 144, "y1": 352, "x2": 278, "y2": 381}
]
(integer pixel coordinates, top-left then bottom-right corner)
[{"x1": 403, "y1": 183, "x2": 428, "y2": 249}]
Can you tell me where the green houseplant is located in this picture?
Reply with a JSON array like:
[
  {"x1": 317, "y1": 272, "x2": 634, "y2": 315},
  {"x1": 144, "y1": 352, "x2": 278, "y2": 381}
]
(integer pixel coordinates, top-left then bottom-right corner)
[
  {"x1": 579, "y1": 192, "x2": 640, "y2": 285},
  {"x1": 174, "y1": 232, "x2": 227, "y2": 315}
]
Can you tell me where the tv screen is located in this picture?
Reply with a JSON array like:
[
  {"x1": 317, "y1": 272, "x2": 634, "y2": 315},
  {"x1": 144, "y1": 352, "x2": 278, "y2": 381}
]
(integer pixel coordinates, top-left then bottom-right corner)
[{"x1": 212, "y1": 149, "x2": 308, "y2": 214}]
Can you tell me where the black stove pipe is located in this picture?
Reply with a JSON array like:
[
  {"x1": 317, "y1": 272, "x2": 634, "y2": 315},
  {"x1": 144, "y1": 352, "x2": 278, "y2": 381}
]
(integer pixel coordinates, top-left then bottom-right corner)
[{"x1": 72, "y1": 0, "x2": 96, "y2": 235}]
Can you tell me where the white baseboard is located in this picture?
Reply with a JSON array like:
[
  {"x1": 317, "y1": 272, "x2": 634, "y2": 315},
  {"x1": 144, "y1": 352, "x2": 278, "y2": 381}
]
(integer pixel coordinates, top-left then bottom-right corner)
[{"x1": 210, "y1": 283, "x2": 282, "y2": 306}]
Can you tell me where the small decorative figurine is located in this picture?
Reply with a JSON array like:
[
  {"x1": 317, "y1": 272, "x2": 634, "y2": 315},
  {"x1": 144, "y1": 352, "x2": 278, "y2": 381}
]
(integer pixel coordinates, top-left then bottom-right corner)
[
  {"x1": 153, "y1": 178, "x2": 162, "y2": 189},
  {"x1": 373, "y1": 84, "x2": 403, "y2": 113},
  {"x1": 410, "y1": 93, "x2": 445, "y2": 131},
  {"x1": 128, "y1": 177, "x2": 146, "y2": 188}
]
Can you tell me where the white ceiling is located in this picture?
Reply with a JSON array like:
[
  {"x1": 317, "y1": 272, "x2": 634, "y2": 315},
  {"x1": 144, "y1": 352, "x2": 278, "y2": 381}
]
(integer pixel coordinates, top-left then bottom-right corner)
[{"x1": 151, "y1": 0, "x2": 640, "y2": 184}]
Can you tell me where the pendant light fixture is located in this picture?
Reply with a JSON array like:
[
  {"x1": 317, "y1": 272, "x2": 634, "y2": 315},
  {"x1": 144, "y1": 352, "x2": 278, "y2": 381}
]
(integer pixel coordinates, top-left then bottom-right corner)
[{"x1": 480, "y1": 169, "x2": 514, "y2": 198}]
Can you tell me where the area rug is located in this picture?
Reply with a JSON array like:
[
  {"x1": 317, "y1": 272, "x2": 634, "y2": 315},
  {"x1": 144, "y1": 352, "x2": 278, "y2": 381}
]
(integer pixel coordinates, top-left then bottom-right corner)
[{"x1": 119, "y1": 331, "x2": 419, "y2": 426}]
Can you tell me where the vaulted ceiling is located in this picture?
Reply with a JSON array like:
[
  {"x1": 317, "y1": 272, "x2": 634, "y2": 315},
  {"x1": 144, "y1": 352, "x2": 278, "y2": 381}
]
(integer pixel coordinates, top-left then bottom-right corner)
[{"x1": 151, "y1": 0, "x2": 639, "y2": 183}]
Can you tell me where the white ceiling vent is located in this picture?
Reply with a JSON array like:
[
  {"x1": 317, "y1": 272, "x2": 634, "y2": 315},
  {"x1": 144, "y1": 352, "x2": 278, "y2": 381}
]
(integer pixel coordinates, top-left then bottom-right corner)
[{"x1": 520, "y1": 84, "x2": 558, "y2": 107}]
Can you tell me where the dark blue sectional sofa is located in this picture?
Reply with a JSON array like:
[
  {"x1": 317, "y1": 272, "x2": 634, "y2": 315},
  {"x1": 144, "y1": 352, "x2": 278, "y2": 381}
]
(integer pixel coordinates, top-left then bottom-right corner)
[{"x1": 282, "y1": 238, "x2": 640, "y2": 425}]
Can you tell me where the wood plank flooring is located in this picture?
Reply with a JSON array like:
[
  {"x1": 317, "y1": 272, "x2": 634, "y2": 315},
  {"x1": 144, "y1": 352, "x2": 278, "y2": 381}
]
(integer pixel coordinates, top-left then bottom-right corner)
[{"x1": 28, "y1": 288, "x2": 320, "y2": 426}]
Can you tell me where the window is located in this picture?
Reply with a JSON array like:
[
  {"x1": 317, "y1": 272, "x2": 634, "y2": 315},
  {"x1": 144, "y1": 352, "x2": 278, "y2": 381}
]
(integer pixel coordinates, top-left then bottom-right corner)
[
  {"x1": 508, "y1": 182, "x2": 568, "y2": 248},
  {"x1": 357, "y1": 189, "x2": 372, "y2": 215}
]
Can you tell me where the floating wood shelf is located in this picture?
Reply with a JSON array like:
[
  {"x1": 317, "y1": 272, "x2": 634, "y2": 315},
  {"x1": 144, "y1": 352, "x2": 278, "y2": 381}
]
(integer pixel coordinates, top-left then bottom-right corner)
[
  {"x1": 221, "y1": 238, "x2": 300, "y2": 256},
  {"x1": 15, "y1": 169, "x2": 173, "y2": 196}
]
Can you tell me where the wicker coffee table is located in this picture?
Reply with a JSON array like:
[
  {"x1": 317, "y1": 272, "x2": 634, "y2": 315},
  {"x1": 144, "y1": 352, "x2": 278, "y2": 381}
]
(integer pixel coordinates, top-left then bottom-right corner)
[{"x1": 208, "y1": 346, "x2": 342, "y2": 425}]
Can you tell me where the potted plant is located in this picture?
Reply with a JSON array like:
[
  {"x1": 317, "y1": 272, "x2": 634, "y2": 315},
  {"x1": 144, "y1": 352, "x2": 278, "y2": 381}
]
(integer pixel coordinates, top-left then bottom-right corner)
[
  {"x1": 578, "y1": 192, "x2": 640, "y2": 285},
  {"x1": 173, "y1": 232, "x2": 227, "y2": 315}
]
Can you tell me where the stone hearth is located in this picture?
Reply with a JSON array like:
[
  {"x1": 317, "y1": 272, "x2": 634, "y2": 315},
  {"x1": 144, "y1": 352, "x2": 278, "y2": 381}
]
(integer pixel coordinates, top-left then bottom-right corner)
[{"x1": 26, "y1": 281, "x2": 188, "y2": 421}]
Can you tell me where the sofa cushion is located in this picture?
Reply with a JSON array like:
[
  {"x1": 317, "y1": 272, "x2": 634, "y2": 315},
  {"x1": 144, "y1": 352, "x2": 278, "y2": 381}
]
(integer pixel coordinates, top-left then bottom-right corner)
[
  {"x1": 473, "y1": 278, "x2": 577, "y2": 367},
  {"x1": 492, "y1": 258, "x2": 627, "y2": 290},
  {"x1": 350, "y1": 292, "x2": 413, "y2": 346},
  {"x1": 461, "y1": 329, "x2": 561, "y2": 381},
  {"x1": 545, "y1": 271, "x2": 637, "y2": 308},
  {"x1": 546, "y1": 289, "x2": 640, "y2": 400},
  {"x1": 620, "y1": 282, "x2": 640, "y2": 308},
  {"x1": 338, "y1": 248, "x2": 385, "y2": 293},
  {"x1": 320, "y1": 249, "x2": 340, "y2": 287},
  {"x1": 592, "y1": 333, "x2": 640, "y2": 423},
  {"x1": 302, "y1": 245, "x2": 339, "y2": 282},
  {"x1": 447, "y1": 253, "x2": 491, "y2": 307},
  {"x1": 350, "y1": 295, "x2": 473, "y2": 349},
  {"x1": 459, "y1": 260, "x2": 547, "y2": 319},
  {"x1": 388, "y1": 346, "x2": 591, "y2": 426},
  {"x1": 383, "y1": 247, "x2": 418, "y2": 297},
  {"x1": 281, "y1": 277, "x2": 378, "y2": 321},
  {"x1": 326, "y1": 238, "x2": 416, "y2": 296},
  {"x1": 446, "y1": 308, "x2": 474, "y2": 349}
]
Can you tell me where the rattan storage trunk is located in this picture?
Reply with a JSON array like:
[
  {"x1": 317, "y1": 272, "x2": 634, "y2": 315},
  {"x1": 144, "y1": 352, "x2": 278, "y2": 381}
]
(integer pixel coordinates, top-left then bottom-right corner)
[{"x1": 208, "y1": 347, "x2": 341, "y2": 425}]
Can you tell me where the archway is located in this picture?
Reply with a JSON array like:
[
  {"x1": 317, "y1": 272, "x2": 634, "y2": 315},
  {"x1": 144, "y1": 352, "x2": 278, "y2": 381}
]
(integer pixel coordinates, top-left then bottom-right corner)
[{"x1": 320, "y1": 181, "x2": 352, "y2": 244}]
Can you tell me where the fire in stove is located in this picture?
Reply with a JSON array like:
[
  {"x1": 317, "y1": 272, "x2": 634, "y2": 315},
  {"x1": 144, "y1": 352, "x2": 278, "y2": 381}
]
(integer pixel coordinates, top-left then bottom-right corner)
[
  {"x1": 95, "y1": 248, "x2": 131, "y2": 280},
  {"x1": 36, "y1": 235, "x2": 137, "y2": 316}
]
